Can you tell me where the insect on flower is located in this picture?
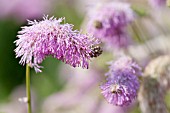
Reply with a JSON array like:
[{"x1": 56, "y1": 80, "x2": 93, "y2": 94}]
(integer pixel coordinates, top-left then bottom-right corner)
[
  {"x1": 93, "y1": 20, "x2": 103, "y2": 29},
  {"x1": 89, "y1": 45, "x2": 103, "y2": 58},
  {"x1": 100, "y1": 56, "x2": 142, "y2": 106}
]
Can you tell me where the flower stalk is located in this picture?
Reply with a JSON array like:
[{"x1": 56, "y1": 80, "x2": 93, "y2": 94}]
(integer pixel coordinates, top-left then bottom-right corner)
[{"x1": 26, "y1": 64, "x2": 32, "y2": 113}]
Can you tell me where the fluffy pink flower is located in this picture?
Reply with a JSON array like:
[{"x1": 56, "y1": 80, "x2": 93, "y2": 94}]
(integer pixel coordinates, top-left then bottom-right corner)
[
  {"x1": 87, "y1": 2, "x2": 134, "y2": 49},
  {"x1": 14, "y1": 16, "x2": 100, "y2": 72},
  {"x1": 101, "y1": 56, "x2": 141, "y2": 106}
]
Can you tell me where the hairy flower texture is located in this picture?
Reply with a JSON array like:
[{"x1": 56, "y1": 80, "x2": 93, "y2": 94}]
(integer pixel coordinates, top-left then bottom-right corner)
[
  {"x1": 14, "y1": 16, "x2": 100, "y2": 72},
  {"x1": 149, "y1": 0, "x2": 166, "y2": 8},
  {"x1": 101, "y1": 56, "x2": 141, "y2": 106},
  {"x1": 87, "y1": 2, "x2": 134, "y2": 48},
  {"x1": 106, "y1": 56, "x2": 142, "y2": 78}
]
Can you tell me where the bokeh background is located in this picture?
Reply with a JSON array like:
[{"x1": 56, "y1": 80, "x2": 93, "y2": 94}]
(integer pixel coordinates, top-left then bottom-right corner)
[{"x1": 0, "y1": 0, "x2": 170, "y2": 113}]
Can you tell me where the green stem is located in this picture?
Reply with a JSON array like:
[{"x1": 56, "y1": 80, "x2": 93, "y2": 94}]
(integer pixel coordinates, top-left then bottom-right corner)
[
  {"x1": 132, "y1": 21, "x2": 154, "y2": 53},
  {"x1": 131, "y1": 5, "x2": 148, "y2": 17},
  {"x1": 26, "y1": 64, "x2": 32, "y2": 113}
]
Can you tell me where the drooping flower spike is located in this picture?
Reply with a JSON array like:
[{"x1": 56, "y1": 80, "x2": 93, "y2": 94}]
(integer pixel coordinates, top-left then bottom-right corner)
[
  {"x1": 100, "y1": 56, "x2": 142, "y2": 106},
  {"x1": 87, "y1": 2, "x2": 134, "y2": 49},
  {"x1": 14, "y1": 15, "x2": 101, "y2": 72}
]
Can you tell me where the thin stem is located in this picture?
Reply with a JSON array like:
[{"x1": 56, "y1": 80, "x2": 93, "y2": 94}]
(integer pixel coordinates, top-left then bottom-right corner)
[
  {"x1": 131, "y1": 21, "x2": 156, "y2": 57},
  {"x1": 26, "y1": 64, "x2": 32, "y2": 113}
]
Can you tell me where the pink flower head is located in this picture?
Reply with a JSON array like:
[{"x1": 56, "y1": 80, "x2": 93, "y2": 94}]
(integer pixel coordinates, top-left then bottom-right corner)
[
  {"x1": 87, "y1": 2, "x2": 134, "y2": 49},
  {"x1": 106, "y1": 56, "x2": 142, "y2": 78},
  {"x1": 101, "y1": 56, "x2": 141, "y2": 106},
  {"x1": 14, "y1": 15, "x2": 100, "y2": 72}
]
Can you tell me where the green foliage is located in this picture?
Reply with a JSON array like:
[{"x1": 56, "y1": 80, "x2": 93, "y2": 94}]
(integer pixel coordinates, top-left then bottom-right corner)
[
  {"x1": 32, "y1": 57, "x2": 63, "y2": 101},
  {"x1": 0, "y1": 20, "x2": 25, "y2": 101}
]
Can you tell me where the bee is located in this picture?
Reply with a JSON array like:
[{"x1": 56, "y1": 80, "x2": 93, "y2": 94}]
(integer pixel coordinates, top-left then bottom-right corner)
[
  {"x1": 89, "y1": 45, "x2": 102, "y2": 58},
  {"x1": 94, "y1": 20, "x2": 103, "y2": 29},
  {"x1": 110, "y1": 84, "x2": 122, "y2": 94}
]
